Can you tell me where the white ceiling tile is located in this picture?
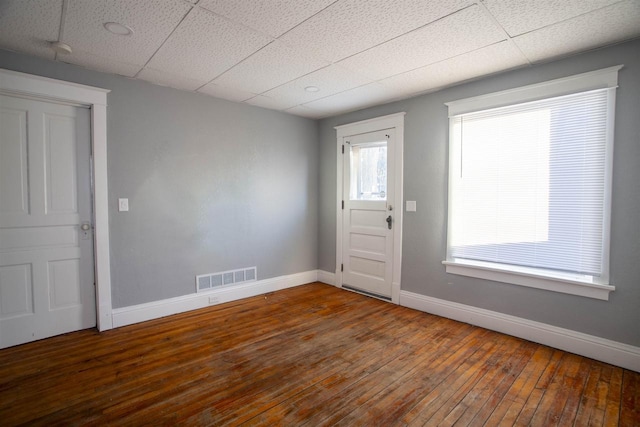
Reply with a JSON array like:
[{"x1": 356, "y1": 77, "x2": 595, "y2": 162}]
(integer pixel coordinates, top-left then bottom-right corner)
[
  {"x1": 285, "y1": 105, "x2": 324, "y2": 119},
  {"x1": 513, "y1": 0, "x2": 640, "y2": 63},
  {"x1": 379, "y1": 41, "x2": 528, "y2": 96},
  {"x1": 213, "y1": 41, "x2": 329, "y2": 94},
  {"x1": 484, "y1": 0, "x2": 622, "y2": 37},
  {"x1": 2, "y1": 0, "x2": 639, "y2": 117},
  {"x1": 261, "y1": 65, "x2": 372, "y2": 106},
  {"x1": 147, "y1": 7, "x2": 272, "y2": 82},
  {"x1": 279, "y1": 0, "x2": 474, "y2": 62},
  {"x1": 302, "y1": 82, "x2": 397, "y2": 115},
  {"x1": 198, "y1": 0, "x2": 336, "y2": 38},
  {"x1": 63, "y1": 0, "x2": 192, "y2": 66},
  {"x1": 338, "y1": 5, "x2": 506, "y2": 81},
  {"x1": 0, "y1": 0, "x2": 62, "y2": 60},
  {"x1": 197, "y1": 82, "x2": 256, "y2": 102},
  {"x1": 243, "y1": 95, "x2": 294, "y2": 110},
  {"x1": 59, "y1": 49, "x2": 142, "y2": 77},
  {"x1": 137, "y1": 68, "x2": 207, "y2": 91}
]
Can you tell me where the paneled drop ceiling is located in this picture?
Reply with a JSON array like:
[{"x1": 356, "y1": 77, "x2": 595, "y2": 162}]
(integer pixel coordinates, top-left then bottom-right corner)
[{"x1": 1, "y1": 0, "x2": 639, "y2": 118}]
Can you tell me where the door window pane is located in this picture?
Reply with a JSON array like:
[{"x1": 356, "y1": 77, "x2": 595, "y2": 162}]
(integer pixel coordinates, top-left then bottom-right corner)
[{"x1": 350, "y1": 143, "x2": 387, "y2": 200}]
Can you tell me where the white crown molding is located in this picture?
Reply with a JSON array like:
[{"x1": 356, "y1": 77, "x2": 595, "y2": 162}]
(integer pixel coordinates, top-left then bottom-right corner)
[
  {"x1": 445, "y1": 65, "x2": 623, "y2": 116},
  {"x1": 400, "y1": 290, "x2": 640, "y2": 372},
  {"x1": 0, "y1": 68, "x2": 110, "y2": 106},
  {"x1": 334, "y1": 112, "x2": 406, "y2": 135}
]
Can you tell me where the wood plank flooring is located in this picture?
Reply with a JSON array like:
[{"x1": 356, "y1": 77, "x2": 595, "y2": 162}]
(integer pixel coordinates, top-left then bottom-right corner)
[{"x1": 0, "y1": 283, "x2": 638, "y2": 426}]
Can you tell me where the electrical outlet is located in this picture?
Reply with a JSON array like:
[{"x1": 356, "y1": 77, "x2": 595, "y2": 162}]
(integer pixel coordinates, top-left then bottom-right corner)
[{"x1": 209, "y1": 296, "x2": 219, "y2": 304}]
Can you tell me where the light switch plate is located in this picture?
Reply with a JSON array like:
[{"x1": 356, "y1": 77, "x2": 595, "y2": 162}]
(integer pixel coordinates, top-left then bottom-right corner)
[
  {"x1": 406, "y1": 200, "x2": 417, "y2": 212},
  {"x1": 118, "y1": 198, "x2": 129, "y2": 212}
]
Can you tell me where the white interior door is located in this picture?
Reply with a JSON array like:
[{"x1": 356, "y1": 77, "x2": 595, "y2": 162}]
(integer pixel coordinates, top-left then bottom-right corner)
[
  {"x1": 342, "y1": 130, "x2": 395, "y2": 299},
  {"x1": 0, "y1": 94, "x2": 95, "y2": 348}
]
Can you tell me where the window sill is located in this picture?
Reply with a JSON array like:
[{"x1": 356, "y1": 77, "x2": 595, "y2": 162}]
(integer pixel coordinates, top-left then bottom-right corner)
[{"x1": 442, "y1": 260, "x2": 615, "y2": 301}]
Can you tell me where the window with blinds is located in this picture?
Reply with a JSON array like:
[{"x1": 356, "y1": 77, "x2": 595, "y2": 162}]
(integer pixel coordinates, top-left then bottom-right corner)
[{"x1": 444, "y1": 66, "x2": 620, "y2": 299}]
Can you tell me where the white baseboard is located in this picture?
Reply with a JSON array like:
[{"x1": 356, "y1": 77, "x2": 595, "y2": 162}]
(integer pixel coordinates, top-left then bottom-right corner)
[
  {"x1": 400, "y1": 290, "x2": 640, "y2": 372},
  {"x1": 317, "y1": 270, "x2": 335, "y2": 286},
  {"x1": 112, "y1": 270, "x2": 318, "y2": 328}
]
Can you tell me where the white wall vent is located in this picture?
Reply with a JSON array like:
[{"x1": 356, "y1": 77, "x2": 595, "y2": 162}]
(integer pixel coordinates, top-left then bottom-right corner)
[{"x1": 196, "y1": 267, "x2": 257, "y2": 292}]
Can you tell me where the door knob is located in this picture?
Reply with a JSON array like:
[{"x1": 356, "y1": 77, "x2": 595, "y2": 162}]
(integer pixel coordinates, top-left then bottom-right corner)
[
  {"x1": 386, "y1": 215, "x2": 392, "y2": 230},
  {"x1": 80, "y1": 222, "x2": 92, "y2": 240}
]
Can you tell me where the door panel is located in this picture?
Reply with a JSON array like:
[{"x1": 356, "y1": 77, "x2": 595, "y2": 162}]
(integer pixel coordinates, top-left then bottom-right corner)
[
  {"x1": 45, "y1": 112, "x2": 79, "y2": 214},
  {"x1": 49, "y1": 257, "x2": 82, "y2": 309},
  {"x1": 342, "y1": 130, "x2": 394, "y2": 298},
  {"x1": 0, "y1": 263, "x2": 33, "y2": 319},
  {"x1": 0, "y1": 226, "x2": 77, "y2": 251},
  {"x1": 0, "y1": 107, "x2": 29, "y2": 216},
  {"x1": 350, "y1": 233, "x2": 386, "y2": 255},
  {"x1": 350, "y1": 256, "x2": 385, "y2": 277},
  {"x1": 0, "y1": 95, "x2": 95, "y2": 348},
  {"x1": 350, "y1": 207, "x2": 387, "y2": 228}
]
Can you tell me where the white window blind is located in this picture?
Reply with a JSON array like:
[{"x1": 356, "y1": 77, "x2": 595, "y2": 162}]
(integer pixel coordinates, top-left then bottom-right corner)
[
  {"x1": 448, "y1": 87, "x2": 614, "y2": 282},
  {"x1": 444, "y1": 66, "x2": 621, "y2": 299}
]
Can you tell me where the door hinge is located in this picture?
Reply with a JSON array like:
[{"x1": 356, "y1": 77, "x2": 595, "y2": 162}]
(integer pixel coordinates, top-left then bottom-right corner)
[
  {"x1": 341, "y1": 200, "x2": 344, "y2": 209},
  {"x1": 342, "y1": 145, "x2": 344, "y2": 154},
  {"x1": 341, "y1": 264, "x2": 343, "y2": 272}
]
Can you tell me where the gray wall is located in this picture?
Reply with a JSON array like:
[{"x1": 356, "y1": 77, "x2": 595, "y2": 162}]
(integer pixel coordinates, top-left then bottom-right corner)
[
  {"x1": 0, "y1": 49, "x2": 319, "y2": 308},
  {"x1": 2, "y1": 39, "x2": 639, "y2": 346},
  {"x1": 319, "y1": 39, "x2": 640, "y2": 347}
]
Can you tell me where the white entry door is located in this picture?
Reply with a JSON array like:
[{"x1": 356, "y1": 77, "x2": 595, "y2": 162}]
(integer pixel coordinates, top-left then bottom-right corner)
[
  {"x1": 0, "y1": 94, "x2": 95, "y2": 348},
  {"x1": 342, "y1": 129, "x2": 395, "y2": 299}
]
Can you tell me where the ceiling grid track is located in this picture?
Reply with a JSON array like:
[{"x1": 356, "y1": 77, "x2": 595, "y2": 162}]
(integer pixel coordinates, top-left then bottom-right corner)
[
  {"x1": 476, "y1": 0, "x2": 532, "y2": 66},
  {"x1": 133, "y1": 4, "x2": 197, "y2": 78}
]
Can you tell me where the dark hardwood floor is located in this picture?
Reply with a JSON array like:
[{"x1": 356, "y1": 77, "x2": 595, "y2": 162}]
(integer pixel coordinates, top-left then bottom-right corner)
[{"x1": 0, "y1": 283, "x2": 638, "y2": 426}]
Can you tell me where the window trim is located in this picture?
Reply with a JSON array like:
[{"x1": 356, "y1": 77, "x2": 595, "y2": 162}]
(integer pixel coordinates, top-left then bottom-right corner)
[
  {"x1": 443, "y1": 66, "x2": 622, "y2": 301},
  {"x1": 445, "y1": 65, "x2": 623, "y2": 116},
  {"x1": 442, "y1": 260, "x2": 615, "y2": 301}
]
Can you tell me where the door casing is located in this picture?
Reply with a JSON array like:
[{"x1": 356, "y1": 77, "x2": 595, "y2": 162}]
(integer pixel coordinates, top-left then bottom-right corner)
[
  {"x1": 335, "y1": 112, "x2": 405, "y2": 304},
  {"x1": 0, "y1": 68, "x2": 113, "y2": 331}
]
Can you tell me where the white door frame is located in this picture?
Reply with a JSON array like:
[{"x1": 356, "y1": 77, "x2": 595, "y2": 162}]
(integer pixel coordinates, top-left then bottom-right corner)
[
  {"x1": 335, "y1": 112, "x2": 405, "y2": 304},
  {"x1": 0, "y1": 68, "x2": 113, "y2": 331}
]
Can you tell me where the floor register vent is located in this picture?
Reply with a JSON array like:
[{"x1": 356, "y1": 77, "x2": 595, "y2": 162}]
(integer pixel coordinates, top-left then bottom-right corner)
[{"x1": 196, "y1": 267, "x2": 257, "y2": 292}]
